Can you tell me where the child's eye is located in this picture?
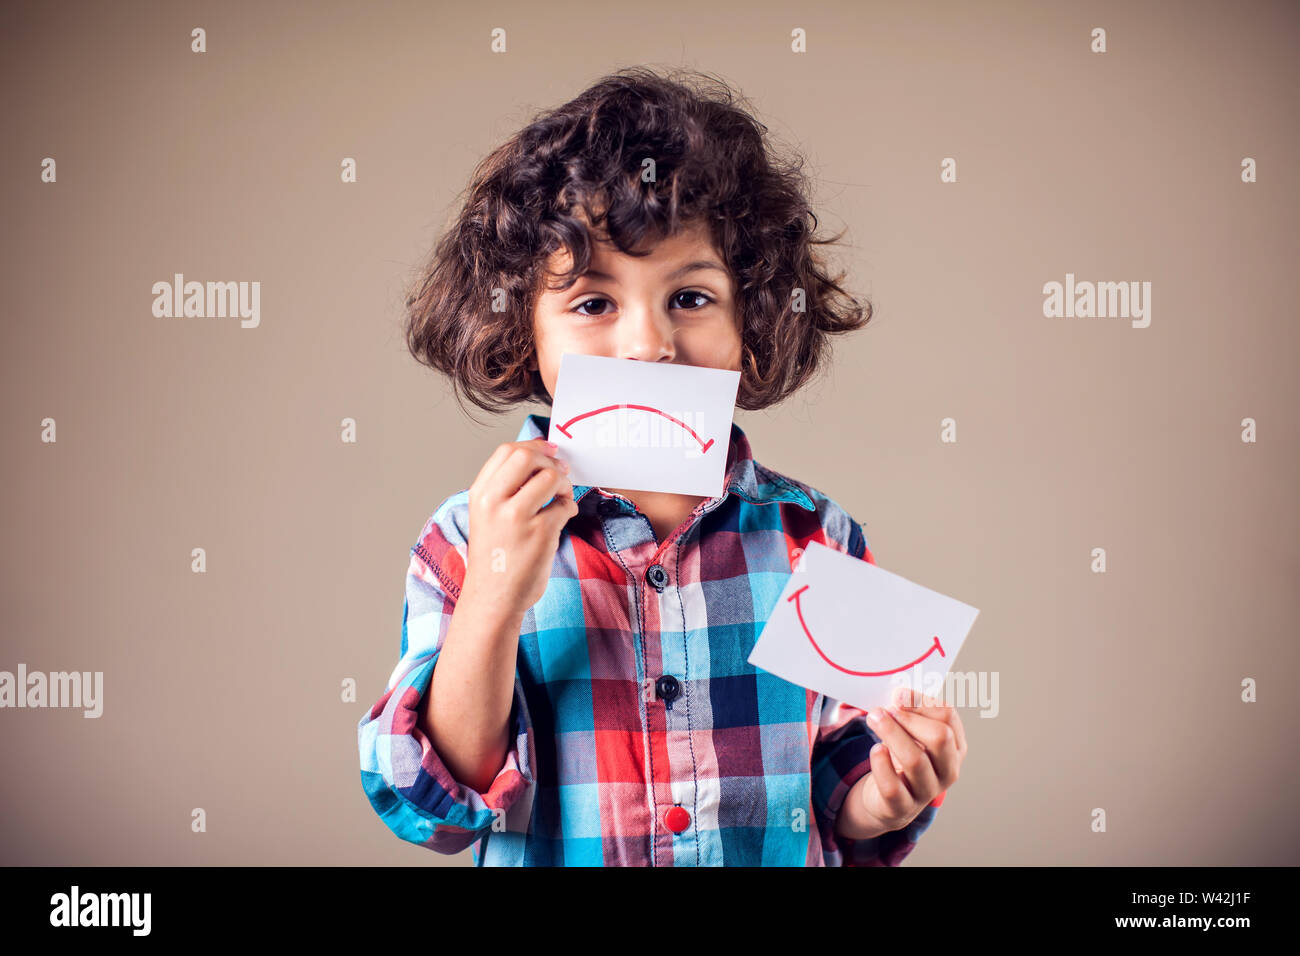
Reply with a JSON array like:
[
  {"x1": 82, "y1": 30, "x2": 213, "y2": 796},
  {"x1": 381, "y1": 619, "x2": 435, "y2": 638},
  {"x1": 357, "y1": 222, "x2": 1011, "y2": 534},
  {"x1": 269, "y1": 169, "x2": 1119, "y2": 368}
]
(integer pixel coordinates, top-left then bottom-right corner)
[
  {"x1": 572, "y1": 297, "x2": 612, "y2": 317},
  {"x1": 672, "y1": 290, "x2": 713, "y2": 310}
]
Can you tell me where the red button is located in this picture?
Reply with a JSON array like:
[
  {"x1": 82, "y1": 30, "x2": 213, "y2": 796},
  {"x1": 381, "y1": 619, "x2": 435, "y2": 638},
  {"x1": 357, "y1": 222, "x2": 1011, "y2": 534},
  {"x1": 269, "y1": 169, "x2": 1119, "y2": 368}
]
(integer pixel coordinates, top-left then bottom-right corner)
[{"x1": 664, "y1": 806, "x2": 691, "y2": 833}]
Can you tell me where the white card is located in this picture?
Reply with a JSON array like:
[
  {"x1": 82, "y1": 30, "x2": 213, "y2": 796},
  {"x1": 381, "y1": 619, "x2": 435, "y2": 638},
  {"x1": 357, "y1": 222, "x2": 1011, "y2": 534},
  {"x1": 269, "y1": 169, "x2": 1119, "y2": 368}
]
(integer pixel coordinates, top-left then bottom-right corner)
[
  {"x1": 546, "y1": 352, "x2": 740, "y2": 497},
  {"x1": 748, "y1": 541, "x2": 980, "y2": 712}
]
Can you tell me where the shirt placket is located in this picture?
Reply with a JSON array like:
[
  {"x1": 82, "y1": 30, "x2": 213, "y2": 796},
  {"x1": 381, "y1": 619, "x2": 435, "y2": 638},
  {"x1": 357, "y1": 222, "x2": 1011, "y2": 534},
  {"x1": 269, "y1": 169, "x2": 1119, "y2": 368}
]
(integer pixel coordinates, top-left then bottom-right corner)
[{"x1": 595, "y1": 490, "x2": 731, "y2": 867}]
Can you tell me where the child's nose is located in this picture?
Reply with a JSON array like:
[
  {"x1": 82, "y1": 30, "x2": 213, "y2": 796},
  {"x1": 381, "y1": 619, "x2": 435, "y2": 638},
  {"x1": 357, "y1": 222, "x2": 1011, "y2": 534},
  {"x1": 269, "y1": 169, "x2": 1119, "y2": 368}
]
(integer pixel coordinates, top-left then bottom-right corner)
[{"x1": 618, "y1": 306, "x2": 675, "y2": 362}]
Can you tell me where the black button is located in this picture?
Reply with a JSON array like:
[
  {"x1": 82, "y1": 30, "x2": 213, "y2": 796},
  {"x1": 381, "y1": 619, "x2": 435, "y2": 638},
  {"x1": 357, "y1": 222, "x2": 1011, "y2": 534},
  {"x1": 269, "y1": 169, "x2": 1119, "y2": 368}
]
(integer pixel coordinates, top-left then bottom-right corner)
[
  {"x1": 597, "y1": 498, "x2": 621, "y2": 516},
  {"x1": 655, "y1": 675, "x2": 680, "y2": 702},
  {"x1": 646, "y1": 564, "x2": 668, "y2": 590}
]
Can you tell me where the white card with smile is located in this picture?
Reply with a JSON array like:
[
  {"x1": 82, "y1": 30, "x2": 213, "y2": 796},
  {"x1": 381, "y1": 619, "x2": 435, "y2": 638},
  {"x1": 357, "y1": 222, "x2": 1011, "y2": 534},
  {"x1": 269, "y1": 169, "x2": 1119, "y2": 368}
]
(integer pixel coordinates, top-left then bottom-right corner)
[
  {"x1": 748, "y1": 541, "x2": 980, "y2": 712},
  {"x1": 546, "y1": 352, "x2": 740, "y2": 497}
]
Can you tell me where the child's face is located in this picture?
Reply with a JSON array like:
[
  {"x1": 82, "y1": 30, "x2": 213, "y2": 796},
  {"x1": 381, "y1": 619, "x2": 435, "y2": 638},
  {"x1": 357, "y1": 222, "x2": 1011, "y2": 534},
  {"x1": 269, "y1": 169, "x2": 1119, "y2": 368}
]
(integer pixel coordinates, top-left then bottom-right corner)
[{"x1": 529, "y1": 219, "x2": 742, "y2": 399}]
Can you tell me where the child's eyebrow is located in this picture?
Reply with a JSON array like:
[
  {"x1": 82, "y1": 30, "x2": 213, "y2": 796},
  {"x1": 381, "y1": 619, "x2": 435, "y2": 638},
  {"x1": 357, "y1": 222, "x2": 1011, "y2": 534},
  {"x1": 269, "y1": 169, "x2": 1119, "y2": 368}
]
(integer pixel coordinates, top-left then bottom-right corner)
[{"x1": 579, "y1": 260, "x2": 729, "y2": 283}]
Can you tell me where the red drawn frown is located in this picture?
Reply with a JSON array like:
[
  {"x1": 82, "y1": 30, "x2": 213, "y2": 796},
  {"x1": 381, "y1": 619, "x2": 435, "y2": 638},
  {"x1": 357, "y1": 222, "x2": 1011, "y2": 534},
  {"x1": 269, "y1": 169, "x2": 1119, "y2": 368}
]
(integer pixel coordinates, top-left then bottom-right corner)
[
  {"x1": 555, "y1": 404, "x2": 716, "y2": 453},
  {"x1": 788, "y1": 583, "x2": 945, "y2": 676}
]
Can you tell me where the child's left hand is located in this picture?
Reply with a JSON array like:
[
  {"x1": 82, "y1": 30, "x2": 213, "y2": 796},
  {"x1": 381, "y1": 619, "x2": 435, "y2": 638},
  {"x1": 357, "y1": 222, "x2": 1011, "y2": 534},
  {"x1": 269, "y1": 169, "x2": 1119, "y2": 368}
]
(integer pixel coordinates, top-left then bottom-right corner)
[{"x1": 856, "y1": 686, "x2": 967, "y2": 834}]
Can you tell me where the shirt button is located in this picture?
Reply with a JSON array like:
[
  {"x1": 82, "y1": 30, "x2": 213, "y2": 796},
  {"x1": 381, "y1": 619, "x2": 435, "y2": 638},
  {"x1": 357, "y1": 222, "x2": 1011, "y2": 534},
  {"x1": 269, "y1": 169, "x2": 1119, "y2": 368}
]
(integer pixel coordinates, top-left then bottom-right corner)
[
  {"x1": 597, "y1": 499, "x2": 620, "y2": 517},
  {"x1": 655, "y1": 675, "x2": 680, "y2": 702},
  {"x1": 646, "y1": 564, "x2": 668, "y2": 590},
  {"x1": 664, "y1": 806, "x2": 691, "y2": 834}
]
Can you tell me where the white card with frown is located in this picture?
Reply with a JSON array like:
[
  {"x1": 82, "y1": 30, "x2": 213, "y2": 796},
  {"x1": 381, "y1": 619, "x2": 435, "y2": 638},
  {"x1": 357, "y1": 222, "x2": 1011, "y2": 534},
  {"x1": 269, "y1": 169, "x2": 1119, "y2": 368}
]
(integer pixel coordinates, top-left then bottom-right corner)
[
  {"x1": 748, "y1": 541, "x2": 980, "y2": 713},
  {"x1": 546, "y1": 352, "x2": 740, "y2": 497}
]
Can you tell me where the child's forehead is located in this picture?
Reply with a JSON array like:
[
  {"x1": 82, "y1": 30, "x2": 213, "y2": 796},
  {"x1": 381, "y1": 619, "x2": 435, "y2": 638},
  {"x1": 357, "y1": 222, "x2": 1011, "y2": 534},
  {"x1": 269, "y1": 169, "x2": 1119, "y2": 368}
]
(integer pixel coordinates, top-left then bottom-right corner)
[{"x1": 545, "y1": 219, "x2": 723, "y2": 275}]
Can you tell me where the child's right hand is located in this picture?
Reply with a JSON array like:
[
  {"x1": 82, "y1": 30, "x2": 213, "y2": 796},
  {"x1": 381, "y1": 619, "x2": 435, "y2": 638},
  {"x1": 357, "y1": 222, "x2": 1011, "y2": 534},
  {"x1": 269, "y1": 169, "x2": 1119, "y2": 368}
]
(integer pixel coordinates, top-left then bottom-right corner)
[{"x1": 461, "y1": 437, "x2": 579, "y2": 617}]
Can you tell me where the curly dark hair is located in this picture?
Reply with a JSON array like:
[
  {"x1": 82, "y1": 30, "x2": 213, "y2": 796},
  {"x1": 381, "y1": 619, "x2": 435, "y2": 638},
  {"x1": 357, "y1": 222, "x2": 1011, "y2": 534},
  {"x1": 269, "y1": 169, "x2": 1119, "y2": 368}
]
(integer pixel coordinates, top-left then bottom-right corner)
[{"x1": 403, "y1": 66, "x2": 871, "y2": 421}]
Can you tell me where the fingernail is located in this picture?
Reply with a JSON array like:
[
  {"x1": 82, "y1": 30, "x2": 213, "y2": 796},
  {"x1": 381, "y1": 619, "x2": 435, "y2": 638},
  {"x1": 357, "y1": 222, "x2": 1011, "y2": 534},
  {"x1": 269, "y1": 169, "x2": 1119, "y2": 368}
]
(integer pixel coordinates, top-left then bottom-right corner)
[
  {"x1": 544, "y1": 440, "x2": 558, "y2": 450},
  {"x1": 866, "y1": 709, "x2": 880, "y2": 723},
  {"x1": 559, "y1": 459, "x2": 570, "y2": 472}
]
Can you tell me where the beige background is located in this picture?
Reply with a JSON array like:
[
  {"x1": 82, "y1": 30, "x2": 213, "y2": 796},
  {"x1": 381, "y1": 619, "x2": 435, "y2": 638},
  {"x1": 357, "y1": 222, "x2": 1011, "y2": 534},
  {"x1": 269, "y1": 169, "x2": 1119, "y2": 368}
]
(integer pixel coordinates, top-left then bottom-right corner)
[{"x1": 2, "y1": 0, "x2": 1297, "y2": 865}]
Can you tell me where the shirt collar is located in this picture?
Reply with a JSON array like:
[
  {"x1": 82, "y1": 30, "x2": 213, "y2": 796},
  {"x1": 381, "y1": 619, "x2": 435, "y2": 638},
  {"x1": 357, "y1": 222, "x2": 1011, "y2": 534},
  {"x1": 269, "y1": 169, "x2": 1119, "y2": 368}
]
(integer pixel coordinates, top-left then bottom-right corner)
[{"x1": 514, "y1": 412, "x2": 815, "y2": 510}]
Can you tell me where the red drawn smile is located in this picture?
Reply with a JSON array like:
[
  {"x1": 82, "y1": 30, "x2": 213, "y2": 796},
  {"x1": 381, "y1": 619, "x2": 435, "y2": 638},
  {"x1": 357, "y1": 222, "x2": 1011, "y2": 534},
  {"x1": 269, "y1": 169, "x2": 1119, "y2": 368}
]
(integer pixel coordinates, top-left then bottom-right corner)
[
  {"x1": 555, "y1": 404, "x2": 716, "y2": 453},
  {"x1": 788, "y1": 583, "x2": 945, "y2": 676}
]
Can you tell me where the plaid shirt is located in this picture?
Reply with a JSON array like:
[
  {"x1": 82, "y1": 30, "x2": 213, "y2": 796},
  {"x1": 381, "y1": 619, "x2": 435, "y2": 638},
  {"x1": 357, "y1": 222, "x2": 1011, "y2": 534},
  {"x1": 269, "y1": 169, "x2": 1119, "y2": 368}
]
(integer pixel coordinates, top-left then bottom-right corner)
[{"x1": 358, "y1": 412, "x2": 942, "y2": 865}]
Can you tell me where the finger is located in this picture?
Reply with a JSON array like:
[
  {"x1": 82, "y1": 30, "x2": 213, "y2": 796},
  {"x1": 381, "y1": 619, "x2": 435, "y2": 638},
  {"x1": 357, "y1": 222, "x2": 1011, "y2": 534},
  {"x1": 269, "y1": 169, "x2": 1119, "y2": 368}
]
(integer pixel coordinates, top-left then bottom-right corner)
[
  {"x1": 891, "y1": 685, "x2": 947, "y2": 715},
  {"x1": 866, "y1": 744, "x2": 912, "y2": 820},
  {"x1": 948, "y1": 706, "x2": 967, "y2": 756},
  {"x1": 474, "y1": 439, "x2": 537, "y2": 490},
  {"x1": 884, "y1": 708, "x2": 956, "y2": 759},
  {"x1": 893, "y1": 686, "x2": 967, "y2": 755},
  {"x1": 514, "y1": 458, "x2": 574, "y2": 517},
  {"x1": 536, "y1": 481, "x2": 580, "y2": 525},
  {"x1": 476, "y1": 438, "x2": 556, "y2": 495},
  {"x1": 867, "y1": 707, "x2": 940, "y2": 800},
  {"x1": 483, "y1": 442, "x2": 566, "y2": 506},
  {"x1": 532, "y1": 467, "x2": 579, "y2": 524},
  {"x1": 884, "y1": 708, "x2": 961, "y2": 789}
]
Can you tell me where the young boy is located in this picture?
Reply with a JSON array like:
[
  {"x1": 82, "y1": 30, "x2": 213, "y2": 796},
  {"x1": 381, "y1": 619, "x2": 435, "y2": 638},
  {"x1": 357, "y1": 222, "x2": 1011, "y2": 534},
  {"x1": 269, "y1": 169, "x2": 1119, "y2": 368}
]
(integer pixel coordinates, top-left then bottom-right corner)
[{"x1": 357, "y1": 67, "x2": 964, "y2": 866}]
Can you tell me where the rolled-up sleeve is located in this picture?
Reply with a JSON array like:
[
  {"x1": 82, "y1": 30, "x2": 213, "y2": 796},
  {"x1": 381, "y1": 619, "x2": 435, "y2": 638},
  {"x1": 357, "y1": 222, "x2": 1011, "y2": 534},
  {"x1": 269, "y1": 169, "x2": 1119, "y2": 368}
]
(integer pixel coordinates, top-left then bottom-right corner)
[
  {"x1": 809, "y1": 514, "x2": 943, "y2": 866},
  {"x1": 357, "y1": 504, "x2": 535, "y2": 854}
]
